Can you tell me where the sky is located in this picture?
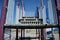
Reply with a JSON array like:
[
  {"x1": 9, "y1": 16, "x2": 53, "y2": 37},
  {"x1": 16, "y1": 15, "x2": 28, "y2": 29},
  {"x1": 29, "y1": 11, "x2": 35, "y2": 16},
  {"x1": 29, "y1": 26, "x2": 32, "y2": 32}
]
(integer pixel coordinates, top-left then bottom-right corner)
[
  {"x1": 13, "y1": 0, "x2": 41, "y2": 24},
  {"x1": 0, "y1": 0, "x2": 47, "y2": 24},
  {"x1": 20, "y1": 0, "x2": 40, "y2": 17},
  {"x1": 0, "y1": 0, "x2": 4, "y2": 23},
  {"x1": 0, "y1": 0, "x2": 55, "y2": 24}
]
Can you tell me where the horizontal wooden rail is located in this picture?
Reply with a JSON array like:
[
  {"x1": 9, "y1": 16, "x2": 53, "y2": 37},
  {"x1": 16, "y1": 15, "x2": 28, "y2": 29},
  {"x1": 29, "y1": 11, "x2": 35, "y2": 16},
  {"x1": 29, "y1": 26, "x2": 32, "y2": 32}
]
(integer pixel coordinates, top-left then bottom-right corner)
[{"x1": 4, "y1": 24, "x2": 60, "y2": 29}]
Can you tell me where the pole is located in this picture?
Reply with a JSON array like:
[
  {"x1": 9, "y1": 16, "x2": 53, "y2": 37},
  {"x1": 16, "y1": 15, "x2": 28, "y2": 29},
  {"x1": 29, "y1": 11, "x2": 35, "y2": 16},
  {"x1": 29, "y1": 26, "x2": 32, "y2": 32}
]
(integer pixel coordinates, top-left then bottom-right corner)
[
  {"x1": 16, "y1": 28, "x2": 18, "y2": 40},
  {"x1": 22, "y1": 0, "x2": 24, "y2": 17},
  {"x1": 10, "y1": 28, "x2": 11, "y2": 40},
  {"x1": 0, "y1": 0, "x2": 8, "y2": 40},
  {"x1": 38, "y1": 29, "x2": 40, "y2": 40},
  {"x1": 41, "y1": 29, "x2": 44, "y2": 40},
  {"x1": 41, "y1": 0, "x2": 46, "y2": 40},
  {"x1": 22, "y1": 0, "x2": 25, "y2": 37},
  {"x1": 16, "y1": 0, "x2": 20, "y2": 40},
  {"x1": 51, "y1": 28, "x2": 54, "y2": 40},
  {"x1": 21, "y1": 29, "x2": 22, "y2": 40},
  {"x1": 55, "y1": 0, "x2": 60, "y2": 40},
  {"x1": 58, "y1": 23, "x2": 60, "y2": 40}
]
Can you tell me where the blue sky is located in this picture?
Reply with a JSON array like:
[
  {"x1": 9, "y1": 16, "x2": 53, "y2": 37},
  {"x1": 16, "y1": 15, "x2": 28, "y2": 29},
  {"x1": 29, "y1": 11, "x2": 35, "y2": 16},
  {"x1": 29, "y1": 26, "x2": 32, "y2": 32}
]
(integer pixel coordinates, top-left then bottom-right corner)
[
  {"x1": 0, "y1": 0, "x2": 49, "y2": 24},
  {"x1": 20, "y1": 0, "x2": 40, "y2": 17},
  {"x1": 0, "y1": 0, "x2": 4, "y2": 23},
  {"x1": 18, "y1": 0, "x2": 49, "y2": 18},
  {"x1": 0, "y1": 0, "x2": 46, "y2": 24},
  {"x1": 0, "y1": 0, "x2": 3, "y2": 18},
  {"x1": 13, "y1": 0, "x2": 41, "y2": 24}
]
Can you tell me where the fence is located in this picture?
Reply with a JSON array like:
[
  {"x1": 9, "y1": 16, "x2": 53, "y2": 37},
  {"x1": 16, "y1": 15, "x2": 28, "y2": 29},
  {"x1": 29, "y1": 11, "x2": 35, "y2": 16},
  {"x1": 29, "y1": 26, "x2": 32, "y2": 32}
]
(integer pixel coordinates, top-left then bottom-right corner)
[{"x1": 4, "y1": 24, "x2": 60, "y2": 40}]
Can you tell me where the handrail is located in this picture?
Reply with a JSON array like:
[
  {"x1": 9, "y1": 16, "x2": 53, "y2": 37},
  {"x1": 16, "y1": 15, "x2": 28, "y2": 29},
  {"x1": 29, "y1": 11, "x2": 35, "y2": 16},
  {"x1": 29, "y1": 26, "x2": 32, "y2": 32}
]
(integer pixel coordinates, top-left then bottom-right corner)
[{"x1": 4, "y1": 24, "x2": 60, "y2": 29}]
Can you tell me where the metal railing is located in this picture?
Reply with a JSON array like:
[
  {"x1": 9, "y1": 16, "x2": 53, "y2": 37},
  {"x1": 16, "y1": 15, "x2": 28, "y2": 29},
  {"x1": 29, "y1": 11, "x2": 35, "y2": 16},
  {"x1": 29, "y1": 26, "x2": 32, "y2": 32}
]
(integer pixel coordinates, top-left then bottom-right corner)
[{"x1": 4, "y1": 24, "x2": 60, "y2": 40}]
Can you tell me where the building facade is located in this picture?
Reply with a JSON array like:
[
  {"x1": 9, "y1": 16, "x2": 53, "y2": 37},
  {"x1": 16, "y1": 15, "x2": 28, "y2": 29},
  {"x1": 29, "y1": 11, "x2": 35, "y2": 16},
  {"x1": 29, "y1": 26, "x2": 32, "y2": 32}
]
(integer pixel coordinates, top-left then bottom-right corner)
[{"x1": 19, "y1": 17, "x2": 43, "y2": 24}]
